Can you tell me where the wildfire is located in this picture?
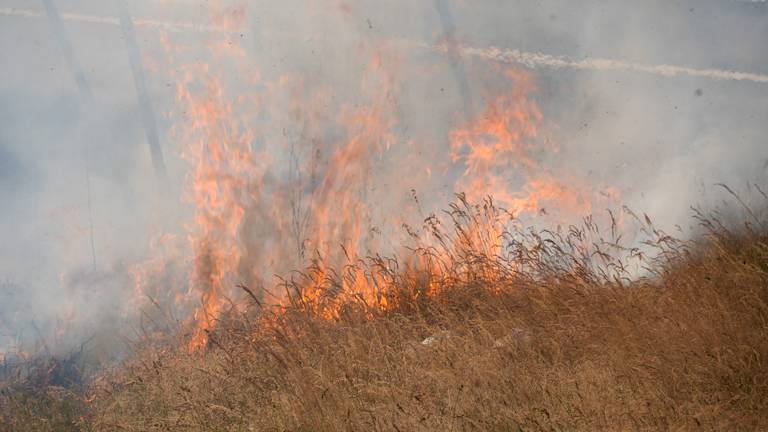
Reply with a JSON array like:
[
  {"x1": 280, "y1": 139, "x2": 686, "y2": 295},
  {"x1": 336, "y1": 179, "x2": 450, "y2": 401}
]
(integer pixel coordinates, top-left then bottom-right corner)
[{"x1": 127, "y1": 3, "x2": 622, "y2": 351}]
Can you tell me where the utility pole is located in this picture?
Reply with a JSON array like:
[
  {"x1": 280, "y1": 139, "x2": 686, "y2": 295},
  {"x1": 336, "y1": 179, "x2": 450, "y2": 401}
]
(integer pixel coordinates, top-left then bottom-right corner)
[{"x1": 116, "y1": 0, "x2": 168, "y2": 188}]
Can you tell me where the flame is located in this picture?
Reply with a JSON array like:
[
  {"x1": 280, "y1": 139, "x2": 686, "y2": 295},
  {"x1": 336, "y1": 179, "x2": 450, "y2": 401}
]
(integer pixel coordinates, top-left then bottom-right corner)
[
  {"x1": 179, "y1": 72, "x2": 261, "y2": 349},
  {"x1": 277, "y1": 49, "x2": 398, "y2": 319},
  {"x1": 160, "y1": 14, "x2": 399, "y2": 346},
  {"x1": 130, "y1": 4, "x2": 624, "y2": 351},
  {"x1": 448, "y1": 68, "x2": 591, "y2": 218}
]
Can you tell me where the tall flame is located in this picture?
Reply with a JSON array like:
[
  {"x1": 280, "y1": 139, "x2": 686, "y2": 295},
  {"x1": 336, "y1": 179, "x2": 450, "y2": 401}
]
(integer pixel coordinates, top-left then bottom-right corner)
[{"x1": 127, "y1": 3, "x2": 622, "y2": 350}]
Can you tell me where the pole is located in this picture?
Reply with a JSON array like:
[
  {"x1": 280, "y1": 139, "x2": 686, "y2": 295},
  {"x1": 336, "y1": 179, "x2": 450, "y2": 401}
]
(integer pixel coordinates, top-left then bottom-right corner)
[{"x1": 116, "y1": 0, "x2": 168, "y2": 187}]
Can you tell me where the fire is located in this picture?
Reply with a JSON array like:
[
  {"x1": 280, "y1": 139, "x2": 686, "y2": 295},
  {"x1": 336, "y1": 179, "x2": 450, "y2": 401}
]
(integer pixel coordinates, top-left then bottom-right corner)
[
  {"x1": 158, "y1": 23, "x2": 399, "y2": 346},
  {"x1": 448, "y1": 68, "x2": 591, "y2": 218},
  {"x1": 128, "y1": 4, "x2": 623, "y2": 350},
  {"x1": 178, "y1": 72, "x2": 261, "y2": 349}
]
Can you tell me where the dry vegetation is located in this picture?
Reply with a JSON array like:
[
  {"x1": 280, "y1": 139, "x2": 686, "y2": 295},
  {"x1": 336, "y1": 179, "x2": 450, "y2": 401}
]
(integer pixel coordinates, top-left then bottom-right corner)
[{"x1": 2, "y1": 196, "x2": 768, "y2": 431}]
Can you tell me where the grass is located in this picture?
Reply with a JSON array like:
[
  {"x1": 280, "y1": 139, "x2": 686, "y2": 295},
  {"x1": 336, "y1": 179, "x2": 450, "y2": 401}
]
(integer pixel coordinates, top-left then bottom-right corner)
[
  {"x1": 0, "y1": 355, "x2": 87, "y2": 431},
  {"x1": 2, "y1": 195, "x2": 768, "y2": 431}
]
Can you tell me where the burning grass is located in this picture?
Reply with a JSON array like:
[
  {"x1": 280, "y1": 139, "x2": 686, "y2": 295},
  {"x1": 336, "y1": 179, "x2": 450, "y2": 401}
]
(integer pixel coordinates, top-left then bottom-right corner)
[{"x1": 3, "y1": 196, "x2": 768, "y2": 431}]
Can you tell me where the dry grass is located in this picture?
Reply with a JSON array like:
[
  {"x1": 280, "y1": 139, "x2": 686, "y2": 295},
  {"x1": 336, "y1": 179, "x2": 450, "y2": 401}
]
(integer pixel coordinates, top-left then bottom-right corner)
[
  {"x1": 0, "y1": 355, "x2": 88, "y2": 431},
  {"x1": 3, "y1": 196, "x2": 768, "y2": 431}
]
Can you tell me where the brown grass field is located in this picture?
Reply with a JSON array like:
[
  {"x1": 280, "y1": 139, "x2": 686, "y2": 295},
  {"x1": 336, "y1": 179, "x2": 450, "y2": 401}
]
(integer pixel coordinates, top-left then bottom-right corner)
[{"x1": 2, "y1": 196, "x2": 767, "y2": 431}]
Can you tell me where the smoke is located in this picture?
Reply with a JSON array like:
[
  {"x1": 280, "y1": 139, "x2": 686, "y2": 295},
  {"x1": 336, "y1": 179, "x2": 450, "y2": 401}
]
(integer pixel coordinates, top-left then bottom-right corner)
[
  {"x1": 1, "y1": 0, "x2": 766, "y2": 357},
  {"x1": 0, "y1": 7, "x2": 225, "y2": 32}
]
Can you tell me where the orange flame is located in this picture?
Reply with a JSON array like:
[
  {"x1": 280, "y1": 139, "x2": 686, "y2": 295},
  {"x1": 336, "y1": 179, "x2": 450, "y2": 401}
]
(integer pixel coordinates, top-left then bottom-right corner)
[{"x1": 133, "y1": 5, "x2": 624, "y2": 351}]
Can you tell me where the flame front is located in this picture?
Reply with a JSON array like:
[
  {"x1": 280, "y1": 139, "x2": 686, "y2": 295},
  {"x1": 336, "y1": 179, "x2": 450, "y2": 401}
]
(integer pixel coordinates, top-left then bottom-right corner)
[{"x1": 129, "y1": 3, "x2": 622, "y2": 350}]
